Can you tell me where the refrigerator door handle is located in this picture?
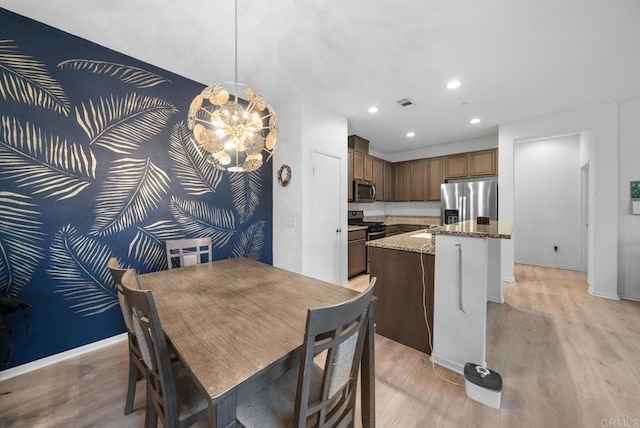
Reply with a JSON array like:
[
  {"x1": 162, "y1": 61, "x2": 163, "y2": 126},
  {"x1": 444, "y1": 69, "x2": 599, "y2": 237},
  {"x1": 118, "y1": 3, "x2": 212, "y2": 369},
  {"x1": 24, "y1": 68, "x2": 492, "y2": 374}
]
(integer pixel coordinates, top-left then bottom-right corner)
[
  {"x1": 459, "y1": 196, "x2": 466, "y2": 222},
  {"x1": 455, "y1": 243, "x2": 465, "y2": 313}
]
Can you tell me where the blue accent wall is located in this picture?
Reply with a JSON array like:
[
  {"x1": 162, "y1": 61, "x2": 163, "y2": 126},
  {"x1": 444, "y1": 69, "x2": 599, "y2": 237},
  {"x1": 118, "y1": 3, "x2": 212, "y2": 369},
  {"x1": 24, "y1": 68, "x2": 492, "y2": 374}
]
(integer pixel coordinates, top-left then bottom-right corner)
[{"x1": 0, "y1": 8, "x2": 273, "y2": 369}]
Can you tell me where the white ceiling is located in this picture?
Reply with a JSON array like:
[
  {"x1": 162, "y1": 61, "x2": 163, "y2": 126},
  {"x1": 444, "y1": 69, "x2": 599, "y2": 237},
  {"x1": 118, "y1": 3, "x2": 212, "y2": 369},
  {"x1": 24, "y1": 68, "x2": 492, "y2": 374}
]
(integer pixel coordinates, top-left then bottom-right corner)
[{"x1": 2, "y1": 0, "x2": 640, "y2": 154}]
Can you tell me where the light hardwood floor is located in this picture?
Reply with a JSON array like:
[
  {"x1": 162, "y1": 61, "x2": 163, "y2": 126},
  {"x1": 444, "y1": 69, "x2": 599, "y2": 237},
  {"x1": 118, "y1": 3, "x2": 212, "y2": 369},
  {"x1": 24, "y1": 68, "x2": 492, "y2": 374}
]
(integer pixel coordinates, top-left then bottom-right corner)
[{"x1": 1, "y1": 264, "x2": 639, "y2": 427}]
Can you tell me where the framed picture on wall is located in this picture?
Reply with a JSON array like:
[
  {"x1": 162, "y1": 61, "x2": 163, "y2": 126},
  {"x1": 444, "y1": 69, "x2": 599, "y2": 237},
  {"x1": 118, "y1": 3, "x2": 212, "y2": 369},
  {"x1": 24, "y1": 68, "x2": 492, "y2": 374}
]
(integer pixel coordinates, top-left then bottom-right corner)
[{"x1": 631, "y1": 181, "x2": 640, "y2": 198}]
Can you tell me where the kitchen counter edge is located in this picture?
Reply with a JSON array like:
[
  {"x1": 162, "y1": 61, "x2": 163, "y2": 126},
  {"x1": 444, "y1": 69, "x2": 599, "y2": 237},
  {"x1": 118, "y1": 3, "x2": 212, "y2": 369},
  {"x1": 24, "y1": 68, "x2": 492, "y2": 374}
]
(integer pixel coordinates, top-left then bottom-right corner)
[{"x1": 430, "y1": 220, "x2": 513, "y2": 239}]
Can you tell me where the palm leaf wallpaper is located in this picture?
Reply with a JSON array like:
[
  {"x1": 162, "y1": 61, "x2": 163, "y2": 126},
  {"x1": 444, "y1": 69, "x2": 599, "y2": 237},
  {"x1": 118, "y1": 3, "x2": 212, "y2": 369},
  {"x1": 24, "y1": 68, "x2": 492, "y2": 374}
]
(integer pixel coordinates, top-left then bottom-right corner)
[
  {"x1": 58, "y1": 59, "x2": 172, "y2": 88},
  {"x1": 0, "y1": 39, "x2": 71, "y2": 116},
  {"x1": 0, "y1": 9, "x2": 273, "y2": 369}
]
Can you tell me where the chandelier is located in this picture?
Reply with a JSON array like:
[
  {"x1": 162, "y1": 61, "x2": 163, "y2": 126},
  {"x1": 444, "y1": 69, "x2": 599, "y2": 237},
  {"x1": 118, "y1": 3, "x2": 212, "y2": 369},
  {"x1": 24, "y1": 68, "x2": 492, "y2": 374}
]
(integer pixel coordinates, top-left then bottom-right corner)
[{"x1": 187, "y1": 0, "x2": 278, "y2": 173}]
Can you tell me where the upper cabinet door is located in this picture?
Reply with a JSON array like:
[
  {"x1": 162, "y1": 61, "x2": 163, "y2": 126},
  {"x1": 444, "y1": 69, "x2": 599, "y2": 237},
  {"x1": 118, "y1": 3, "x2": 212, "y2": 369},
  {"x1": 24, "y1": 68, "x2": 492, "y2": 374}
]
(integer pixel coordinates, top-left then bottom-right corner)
[
  {"x1": 363, "y1": 154, "x2": 373, "y2": 182},
  {"x1": 348, "y1": 149, "x2": 354, "y2": 201},
  {"x1": 383, "y1": 161, "x2": 394, "y2": 201},
  {"x1": 353, "y1": 151, "x2": 364, "y2": 180},
  {"x1": 426, "y1": 157, "x2": 443, "y2": 201},
  {"x1": 409, "y1": 159, "x2": 427, "y2": 201},
  {"x1": 394, "y1": 161, "x2": 409, "y2": 201},
  {"x1": 444, "y1": 153, "x2": 468, "y2": 179},
  {"x1": 372, "y1": 157, "x2": 384, "y2": 201},
  {"x1": 469, "y1": 149, "x2": 497, "y2": 176}
]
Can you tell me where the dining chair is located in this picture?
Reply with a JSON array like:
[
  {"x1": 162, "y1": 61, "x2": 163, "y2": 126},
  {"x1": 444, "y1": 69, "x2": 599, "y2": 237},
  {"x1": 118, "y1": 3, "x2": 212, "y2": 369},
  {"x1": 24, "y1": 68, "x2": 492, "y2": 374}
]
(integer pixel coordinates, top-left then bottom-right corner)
[
  {"x1": 108, "y1": 257, "x2": 145, "y2": 416},
  {"x1": 119, "y1": 269, "x2": 208, "y2": 428},
  {"x1": 165, "y1": 238, "x2": 212, "y2": 269},
  {"x1": 236, "y1": 277, "x2": 377, "y2": 428}
]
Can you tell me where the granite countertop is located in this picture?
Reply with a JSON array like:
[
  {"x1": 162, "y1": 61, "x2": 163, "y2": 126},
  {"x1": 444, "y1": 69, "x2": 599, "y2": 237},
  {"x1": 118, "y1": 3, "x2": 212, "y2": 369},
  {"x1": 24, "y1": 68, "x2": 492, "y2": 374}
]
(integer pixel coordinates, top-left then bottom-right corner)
[
  {"x1": 348, "y1": 225, "x2": 368, "y2": 232},
  {"x1": 367, "y1": 229, "x2": 435, "y2": 254},
  {"x1": 430, "y1": 220, "x2": 514, "y2": 239}
]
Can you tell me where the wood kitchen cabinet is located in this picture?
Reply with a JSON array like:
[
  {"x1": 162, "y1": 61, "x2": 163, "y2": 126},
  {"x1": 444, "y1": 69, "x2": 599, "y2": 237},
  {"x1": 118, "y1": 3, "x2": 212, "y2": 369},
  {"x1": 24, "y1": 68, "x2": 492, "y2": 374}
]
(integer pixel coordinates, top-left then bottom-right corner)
[
  {"x1": 348, "y1": 135, "x2": 369, "y2": 153},
  {"x1": 394, "y1": 161, "x2": 409, "y2": 201},
  {"x1": 370, "y1": 246, "x2": 434, "y2": 354},
  {"x1": 372, "y1": 157, "x2": 384, "y2": 201},
  {"x1": 469, "y1": 149, "x2": 497, "y2": 176},
  {"x1": 444, "y1": 149, "x2": 498, "y2": 180},
  {"x1": 426, "y1": 157, "x2": 443, "y2": 201},
  {"x1": 348, "y1": 229, "x2": 367, "y2": 278},
  {"x1": 400, "y1": 224, "x2": 422, "y2": 232},
  {"x1": 385, "y1": 225, "x2": 401, "y2": 236},
  {"x1": 409, "y1": 159, "x2": 427, "y2": 201},
  {"x1": 347, "y1": 149, "x2": 354, "y2": 201},
  {"x1": 353, "y1": 151, "x2": 364, "y2": 180},
  {"x1": 383, "y1": 161, "x2": 394, "y2": 201},
  {"x1": 363, "y1": 154, "x2": 373, "y2": 182},
  {"x1": 444, "y1": 153, "x2": 468, "y2": 179}
]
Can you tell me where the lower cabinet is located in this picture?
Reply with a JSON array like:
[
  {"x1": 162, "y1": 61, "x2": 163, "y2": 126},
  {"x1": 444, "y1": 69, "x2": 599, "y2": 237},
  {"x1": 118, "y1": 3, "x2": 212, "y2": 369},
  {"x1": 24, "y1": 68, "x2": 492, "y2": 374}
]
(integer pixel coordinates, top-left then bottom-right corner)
[
  {"x1": 348, "y1": 229, "x2": 367, "y2": 278},
  {"x1": 369, "y1": 246, "x2": 434, "y2": 355}
]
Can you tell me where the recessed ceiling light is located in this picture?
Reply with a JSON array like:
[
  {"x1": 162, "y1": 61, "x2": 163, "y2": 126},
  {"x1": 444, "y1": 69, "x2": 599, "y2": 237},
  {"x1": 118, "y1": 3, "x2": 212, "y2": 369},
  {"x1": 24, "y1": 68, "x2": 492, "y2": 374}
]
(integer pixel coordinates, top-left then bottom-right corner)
[
  {"x1": 470, "y1": 118, "x2": 481, "y2": 124},
  {"x1": 406, "y1": 132, "x2": 416, "y2": 138},
  {"x1": 368, "y1": 106, "x2": 378, "y2": 113},
  {"x1": 447, "y1": 80, "x2": 461, "y2": 89}
]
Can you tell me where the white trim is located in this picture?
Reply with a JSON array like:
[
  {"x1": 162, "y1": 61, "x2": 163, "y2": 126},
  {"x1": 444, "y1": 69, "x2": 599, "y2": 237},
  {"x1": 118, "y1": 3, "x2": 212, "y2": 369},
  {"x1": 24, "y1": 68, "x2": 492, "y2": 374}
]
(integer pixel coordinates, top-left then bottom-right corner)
[
  {"x1": 502, "y1": 275, "x2": 516, "y2": 283},
  {"x1": 0, "y1": 333, "x2": 127, "y2": 381},
  {"x1": 587, "y1": 288, "x2": 620, "y2": 301}
]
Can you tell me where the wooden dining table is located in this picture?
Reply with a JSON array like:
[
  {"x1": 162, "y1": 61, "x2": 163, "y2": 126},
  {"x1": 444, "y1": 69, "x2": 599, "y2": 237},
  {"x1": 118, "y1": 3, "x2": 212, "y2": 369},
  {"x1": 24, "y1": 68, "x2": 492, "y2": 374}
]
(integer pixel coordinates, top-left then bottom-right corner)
[{"x1": 138, "y1": 257, "x2": 375, "y2": 428}]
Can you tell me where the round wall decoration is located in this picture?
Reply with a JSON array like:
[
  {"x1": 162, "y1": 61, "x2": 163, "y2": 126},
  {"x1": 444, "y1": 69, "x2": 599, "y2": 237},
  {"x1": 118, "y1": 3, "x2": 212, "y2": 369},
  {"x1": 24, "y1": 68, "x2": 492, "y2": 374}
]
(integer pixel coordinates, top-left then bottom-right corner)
[{"x1": 277, "y1": 164, "x2": 292, "y2": 187}]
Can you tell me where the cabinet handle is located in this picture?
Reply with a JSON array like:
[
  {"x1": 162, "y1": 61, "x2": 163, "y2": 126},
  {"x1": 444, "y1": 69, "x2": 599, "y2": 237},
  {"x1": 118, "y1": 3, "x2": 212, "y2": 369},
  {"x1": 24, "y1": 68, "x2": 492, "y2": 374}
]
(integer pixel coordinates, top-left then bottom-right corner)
[
  {"x1": 455, "y1": 243, "x2": 465, "y2": 313},
  {"x1": 336, "y1": 228, "x2": 342, "y2": 233}
]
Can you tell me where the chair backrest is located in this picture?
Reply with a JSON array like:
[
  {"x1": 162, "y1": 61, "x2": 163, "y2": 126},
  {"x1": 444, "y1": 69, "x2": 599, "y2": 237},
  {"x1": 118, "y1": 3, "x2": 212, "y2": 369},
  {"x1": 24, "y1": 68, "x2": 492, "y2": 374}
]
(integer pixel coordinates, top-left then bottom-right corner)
[
  {"x1": 165, "y1": 238, "x2": 212, "y2": 269},
  {"x1": 294, "y1": 277, "x2": 376, "y2": 428},
  {"x1": 108, "y1": 257, "x2": 136, "y2": 334},
  {"x1": 119, "y1": 269, "x2": 181, "y2": 427}
]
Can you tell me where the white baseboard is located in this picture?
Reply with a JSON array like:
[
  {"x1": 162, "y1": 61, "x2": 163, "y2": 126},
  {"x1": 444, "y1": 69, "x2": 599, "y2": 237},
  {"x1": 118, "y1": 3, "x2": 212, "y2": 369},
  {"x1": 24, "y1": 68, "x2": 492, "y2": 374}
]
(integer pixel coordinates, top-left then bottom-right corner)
[
  {"x1": 0, "y1": 333, "x2": 127, "y2": 381},
  {"x1": 430, "y1": 353, "x2": 466, "y2": 375},
  {"x1": 588, "y1": 287, "x2": 620, "y2": 301}
]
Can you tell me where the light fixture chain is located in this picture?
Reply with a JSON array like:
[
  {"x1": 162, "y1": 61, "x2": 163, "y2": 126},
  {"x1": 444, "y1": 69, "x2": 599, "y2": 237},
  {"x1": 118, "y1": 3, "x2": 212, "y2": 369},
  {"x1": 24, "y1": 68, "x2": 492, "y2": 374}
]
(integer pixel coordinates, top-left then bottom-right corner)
[{"x1": 234, "y1": 0, "x2": 238, "y2": 100}]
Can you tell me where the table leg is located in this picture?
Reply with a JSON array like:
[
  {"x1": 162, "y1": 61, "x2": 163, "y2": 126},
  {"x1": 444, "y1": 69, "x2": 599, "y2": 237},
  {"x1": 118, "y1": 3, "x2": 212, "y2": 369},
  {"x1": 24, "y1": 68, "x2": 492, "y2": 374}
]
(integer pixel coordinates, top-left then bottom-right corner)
[
  {"x1": 361, "y1": 300, "x2": 376, "y2": 428},
  {"x1": 209, "y1": 392, "x2": 238, "y2": 428}
]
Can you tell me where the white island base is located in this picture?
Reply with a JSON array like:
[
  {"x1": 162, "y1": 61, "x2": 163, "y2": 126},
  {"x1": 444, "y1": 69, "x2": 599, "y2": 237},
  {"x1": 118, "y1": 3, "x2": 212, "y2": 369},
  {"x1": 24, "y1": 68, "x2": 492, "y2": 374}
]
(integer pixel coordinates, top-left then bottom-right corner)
[{"x1": 430, "y1": 221, "x2": 513, "y2": 375}]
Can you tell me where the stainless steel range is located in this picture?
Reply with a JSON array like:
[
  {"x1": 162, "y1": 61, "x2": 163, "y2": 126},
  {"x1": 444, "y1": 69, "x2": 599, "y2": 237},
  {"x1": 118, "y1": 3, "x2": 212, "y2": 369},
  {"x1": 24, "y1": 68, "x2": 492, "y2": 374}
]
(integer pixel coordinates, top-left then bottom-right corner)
[
  {"x1": 348, "y1": 211, "x2": 386, "y2": 273},
  {"x1": 348, "y1": 211, "x2": 386, "y2": 240}
]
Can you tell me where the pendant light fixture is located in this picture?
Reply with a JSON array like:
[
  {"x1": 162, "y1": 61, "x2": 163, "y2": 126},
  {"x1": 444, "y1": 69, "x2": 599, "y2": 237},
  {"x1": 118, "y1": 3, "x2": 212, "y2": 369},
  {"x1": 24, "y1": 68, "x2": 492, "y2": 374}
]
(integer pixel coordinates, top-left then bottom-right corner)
[{"x1": 187, "y1": 0, "x2": 278, "y2": 173}]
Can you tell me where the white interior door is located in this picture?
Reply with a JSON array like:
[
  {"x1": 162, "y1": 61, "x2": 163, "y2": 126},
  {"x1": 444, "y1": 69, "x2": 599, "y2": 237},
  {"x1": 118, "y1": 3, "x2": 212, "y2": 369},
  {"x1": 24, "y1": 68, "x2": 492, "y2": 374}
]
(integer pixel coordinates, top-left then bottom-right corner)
[{"x1": 312, "y1": 151, "x2": 342, "y2": 284}]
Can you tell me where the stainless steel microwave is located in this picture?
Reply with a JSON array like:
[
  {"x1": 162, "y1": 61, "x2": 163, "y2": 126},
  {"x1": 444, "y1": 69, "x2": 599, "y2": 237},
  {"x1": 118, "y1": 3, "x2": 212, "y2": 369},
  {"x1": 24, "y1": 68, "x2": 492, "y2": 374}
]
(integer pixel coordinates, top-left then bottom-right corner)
[{"x1": 353, "y1": 180, "x2": 376, "y2": 202}]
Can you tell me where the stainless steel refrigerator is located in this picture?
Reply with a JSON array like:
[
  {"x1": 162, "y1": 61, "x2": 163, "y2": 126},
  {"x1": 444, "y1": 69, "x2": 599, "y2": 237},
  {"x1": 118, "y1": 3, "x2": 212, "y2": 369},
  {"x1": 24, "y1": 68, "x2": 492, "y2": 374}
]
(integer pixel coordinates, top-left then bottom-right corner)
[{"x1": 440, "y1": 177, "x2": 498, "y2": 224}]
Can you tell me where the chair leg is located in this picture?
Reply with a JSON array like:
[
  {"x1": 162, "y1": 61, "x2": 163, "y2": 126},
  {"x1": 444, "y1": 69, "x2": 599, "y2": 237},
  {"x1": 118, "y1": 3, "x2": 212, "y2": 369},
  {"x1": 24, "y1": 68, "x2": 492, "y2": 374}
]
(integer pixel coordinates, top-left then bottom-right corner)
[
  {"x1": 145, "y1": 380, "x2": 158, "y2": 428},
  {"x1": 124, "y1": 353, "x2": 139, "y2": 415}
]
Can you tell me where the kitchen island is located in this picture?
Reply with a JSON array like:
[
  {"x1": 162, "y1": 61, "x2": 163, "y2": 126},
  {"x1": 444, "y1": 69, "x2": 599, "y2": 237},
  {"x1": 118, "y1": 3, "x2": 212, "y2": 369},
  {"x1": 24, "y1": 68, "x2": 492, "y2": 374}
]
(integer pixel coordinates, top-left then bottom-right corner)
[
  {"x1": 367, "y1": 220, "x2": 513, "y2": 373},
  {"x1": 430, "y1": 220, "x2": 513, "y2": 374},
  {"x1": 367, "y1": 228, "x2": 437, "y2": 354}
]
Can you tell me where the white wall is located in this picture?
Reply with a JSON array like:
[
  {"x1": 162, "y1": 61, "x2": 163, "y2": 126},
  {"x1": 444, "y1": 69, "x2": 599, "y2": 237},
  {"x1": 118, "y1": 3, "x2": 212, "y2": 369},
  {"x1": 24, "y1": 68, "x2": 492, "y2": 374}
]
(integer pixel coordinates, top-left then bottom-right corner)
[
  {"x1": 273, "y1": 95, "x2": 348, "y2": 283},
  {"x1": 619, "y1": 99, "x2": 640, "y2": 301},
  {"x1": 273, "y1": 96, "x2": 304, "y2": 273},
  {"x1": 380, "y1": 135, "x2": 498, "y2": 163},
  {"x1": 300, "y1": 98, "x2": 349, "y2": 283},
  {"x1": 499, "y1": 102, "x2": 619, "y2": 299},
  {"x1": 514, "y1": 135, "x2": 581, "y2": 269}
]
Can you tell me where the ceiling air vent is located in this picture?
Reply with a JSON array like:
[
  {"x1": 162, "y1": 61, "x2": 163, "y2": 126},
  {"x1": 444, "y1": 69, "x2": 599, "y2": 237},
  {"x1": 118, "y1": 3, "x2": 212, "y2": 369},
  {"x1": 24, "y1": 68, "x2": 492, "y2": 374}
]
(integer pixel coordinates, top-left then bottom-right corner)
[{"x1": 396, "y1": 97, "x2": 416, "y2": 110}]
